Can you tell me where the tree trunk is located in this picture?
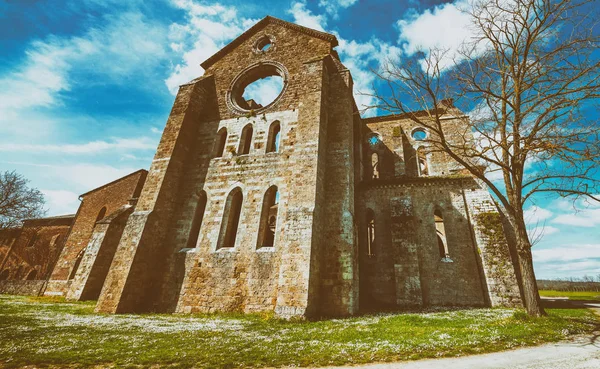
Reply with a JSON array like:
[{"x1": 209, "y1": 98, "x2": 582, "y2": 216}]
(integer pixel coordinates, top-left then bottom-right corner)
[{"x1": 514, "y1": 221, "x2": 546, "y2": 316}]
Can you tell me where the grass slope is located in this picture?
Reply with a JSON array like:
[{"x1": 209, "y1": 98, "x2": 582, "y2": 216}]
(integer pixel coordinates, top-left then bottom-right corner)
[
  {"x1": 0, "y1": 295, "x2": 598, "y2": 368},
  {"x1": 539, "y1": 290, "x2": 600, "y2": 301}
]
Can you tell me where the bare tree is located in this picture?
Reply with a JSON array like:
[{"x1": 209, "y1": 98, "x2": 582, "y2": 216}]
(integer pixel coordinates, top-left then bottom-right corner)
[
  {"x1": 0, "y1": 171, "x2": 46, "y2": 231},
  {"x1": 371, "y1": 0, "x2": 599, "y2": 316}
]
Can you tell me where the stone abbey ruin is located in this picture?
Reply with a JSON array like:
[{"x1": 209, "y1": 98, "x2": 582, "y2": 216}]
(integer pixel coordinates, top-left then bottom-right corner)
[{"x1": 0, "y1": 16, "x2": 523, "y2": 317}]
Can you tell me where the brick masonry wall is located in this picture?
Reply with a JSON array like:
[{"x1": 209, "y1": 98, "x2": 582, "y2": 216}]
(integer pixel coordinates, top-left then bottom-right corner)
[
  {"x1": 47, "y1": 170, "x2": 147, "y2": 289},
  {"x1": 66, "y1": 205, "x2": 134, "y2": 301},
  {"x1": 0, "y1": 220, "x2": 72, "y2": 282}
]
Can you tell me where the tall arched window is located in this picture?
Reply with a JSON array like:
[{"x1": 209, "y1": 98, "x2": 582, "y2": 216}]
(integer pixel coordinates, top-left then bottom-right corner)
[
  {"x1": 257, "y1": 186, "x2": 279, "y2": 248},
  {"x1": 366, "y1": 209, "x2": 376, "y2": 257},
  {"x1": 218, "y1": 188, "x2": 243, "y2": 249},
  {"x1": 96, "y1": 207, "x2": 107, "y2": 223},
  {"x1": 238, "y1": 124, "x2": 253, "y2": 155},
  {"x1": 417, "y1": 147, "x2": 429, "y2": 176},
  {"x1": 434, "y1": 209, "x2": 450, "y2": 259},
  {"x1": 187, "y1": 191, "x2": 207, "y2": 248},
  {"x1": 214, "y1": 128, "x2": 228, "y2": 158},
  {"x1": 266, "y1": 121, "x2": 281, "y2": 153},
  {"x1": 371, "y1": 153, "x2": 380, "y2": 179}
]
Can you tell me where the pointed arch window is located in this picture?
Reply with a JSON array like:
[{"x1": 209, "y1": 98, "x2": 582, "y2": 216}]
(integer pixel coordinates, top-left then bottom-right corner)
[
  {"x1": 257, "y1": 186, "x2": 279, "y2": 248},
  {"x1": 371, "y1": 153, "x2": 380, "y2": 179},
  {"x1": 435, "y1": 209, "x2": 451, "y2": 260},
  {"x1": 417, "y1": 147, "x2": 429, "y2": 176},
  {"x1": 266, "y1": 121, "x2": 281, "y2": 153},
  {"x1": 218, "y1": 188, "x2": 243, "y2": 249},
  {"x1": 96, "y1": 207, "x2": 107, "y2": 223},
  {"x1": 238, "y1": 124, "x2": 253, "y2": 155},
  {"x1": 366, "y1": 209, "x2": 376, "y2": 257},
  {"x1": 214, "y1": 128, "x2": 228, "y2": 158},
  {"x1": 187, "y1": 191, "x2": 207, "y2": 249}
]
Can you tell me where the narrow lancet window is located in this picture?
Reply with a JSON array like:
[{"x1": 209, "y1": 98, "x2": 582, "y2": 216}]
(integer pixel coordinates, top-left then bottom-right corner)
[
  {"x1": 218, "y1": 188, "x2": 243, "y2": 249},
  {"x1": 371, "y1": 153, "x2": 380, "y2": 179},
  {"x1": 96, "y1": 207, "x2": 107, "y2": 223},
  {"x1": 435, "y1": 209, "x2": 451, "y2": 261},
  {"x1": 417, "y1": 147, "x2": 429, "y2": 176},
  {"x1": 257, "y1": 186, "x2": 279, "y2": 248},
  {"x1": 214, "y1": 128, "x2": 228, "y2": 158},
  {"x1": 266, "y1": 121, "x2": 281, "y2": 153},
  {"x1": 238, "y1": 124, "x2": 253, "y2": 155},
  {"x1": 366, "y1": 209, "x2": 376, "y2": 257},
  {"x1": 187, "y1": 191, "x2": 207, "y2": 248}
]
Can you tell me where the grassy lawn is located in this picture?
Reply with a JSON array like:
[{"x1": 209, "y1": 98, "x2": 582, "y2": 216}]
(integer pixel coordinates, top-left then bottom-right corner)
[
  {"x1": 0, "y1": 295, "x2": 598, "y2": 368},
  {"x1": 539, "y1": 290, "x2": 600, "y2": 301}
]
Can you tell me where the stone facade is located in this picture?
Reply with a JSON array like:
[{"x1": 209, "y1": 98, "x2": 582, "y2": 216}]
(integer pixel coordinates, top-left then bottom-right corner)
[
  {"x1": 44, "y1": 170, "x2": 147, "y2": 297},
  {"x1": 0, "y1": 215, "x2": 74, "y2": 285},
  {"x1": 2, "y1": 16, "x2": 523, "y2": 316}
]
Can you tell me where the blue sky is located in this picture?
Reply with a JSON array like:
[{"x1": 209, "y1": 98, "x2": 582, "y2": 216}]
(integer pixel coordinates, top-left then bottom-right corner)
[{"x1": 0, "y1": 0, "x2": 598, "y2": 280}]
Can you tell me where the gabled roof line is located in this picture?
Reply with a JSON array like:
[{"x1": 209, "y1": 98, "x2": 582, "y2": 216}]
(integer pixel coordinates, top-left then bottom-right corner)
[
  {"x1": 78, "y1": 169, "x2": 148, "y2": 198},
  {"x1": 200, "y1": 16, "x2": 338, "y2": 70}
]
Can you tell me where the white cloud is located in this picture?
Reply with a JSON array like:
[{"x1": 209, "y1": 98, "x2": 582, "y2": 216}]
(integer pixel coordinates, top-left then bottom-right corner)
[
  {"x1": 318, "y1": 0, "x2": 358, "y2": 17},
  {"x1": 524, "y1": 205, "x2": 554, "y2": 225},
  {"x1": 533, "y1": 244, "x2": 600, "y2": 279},
  {"x1": 243, "y1": 76, "x2": 284, "y2": 106},
  {"x1": 534, "y1": 244, "x2": 600, "y2": 264},
  {"x1": 288, "y1": 1, "x2": 327, "y2": 32},
  {"x1": 164, "y1": 1, "x2": 258, "y2": 94},
  {"x1": 41, "y1": 190, "x2": 80, "y2": 216},
  {"x1": 397, "y1": 0, "x2": 472, "y2": 56},
  {"x1": 288, "y1": 2, "x2": 401, "y2": 115},
  {"x1": 8, "y1": 162, "x2": 140, "y2": 195},
  {"x1": 0, "y1": 12, "x2": 168, "y2": 120},
  {"x1": 553, "y1": 209, "x2": 600, "y2": 228},
  {"x1": 0, "y1": 137, "x2": 157, "y2": 154}
]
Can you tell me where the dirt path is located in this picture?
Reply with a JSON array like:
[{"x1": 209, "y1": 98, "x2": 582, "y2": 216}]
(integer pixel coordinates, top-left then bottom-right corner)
[{"x1": 316, "y1": 298, "x2": 600, "y2": 369}]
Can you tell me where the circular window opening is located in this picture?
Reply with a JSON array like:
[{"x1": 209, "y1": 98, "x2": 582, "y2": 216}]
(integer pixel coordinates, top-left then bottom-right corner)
[
  {"x1": 412, "y1": 128, "x2": 427, "y2": 141},
  {"x1": 229, "y1": 63, "x2": 287, "y2": 113},
  {"x1": 367, "y1": 133, "x2": 382, "y2": 147},
  {"x1": 241, "y1": 75, "x2": 283, "y2": 109},
  {"x1": 255, "y1": 36, "x2": 274, "y2": 53}
]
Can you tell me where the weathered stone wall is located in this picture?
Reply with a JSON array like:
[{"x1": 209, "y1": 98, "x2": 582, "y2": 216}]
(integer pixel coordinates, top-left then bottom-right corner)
[
  {"x1": 66, "y1": 205, "x2": 134, "y2": 301},
  {"x1": 96, "y1": 76, "x2": 217, "y2": 313},
  {"x1": 318, "y1": 65, "x2": 358, "y2": 316},
  {"x1": 47, "y1": 170, "x2": 146, "y2": 288},
  {"x1": 0, "y1": 280, "x2": 46, "y2": 296},
  {"x1": 0, "y1": 217, "x2": 73, "y2": 283},
  {"x1": 464, "y1": 186, "x2": 523, "y2": 307},
  {"x1": 358, "y1": 179, "x2": 488, "y2": 308}
]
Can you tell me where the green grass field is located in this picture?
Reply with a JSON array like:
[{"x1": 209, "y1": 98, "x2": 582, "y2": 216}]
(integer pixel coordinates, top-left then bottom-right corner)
[
  {"x1": 539, "y1": 290, "x2": 600, "y2": 301},
  {"x1": 0, "y1": 295, "x2": 598, "y2": 368}
]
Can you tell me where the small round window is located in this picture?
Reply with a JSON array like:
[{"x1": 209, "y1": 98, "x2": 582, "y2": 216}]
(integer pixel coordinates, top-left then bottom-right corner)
[
  {"x1": 411, "y1": 128, "x2": 427, "y2": 141},
  {"x1": 254, "y1": 36, "x2": 274, "y2": 53},
  {"x1": 367, "y1": 133, "x2": 383, "y2": 147}
]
